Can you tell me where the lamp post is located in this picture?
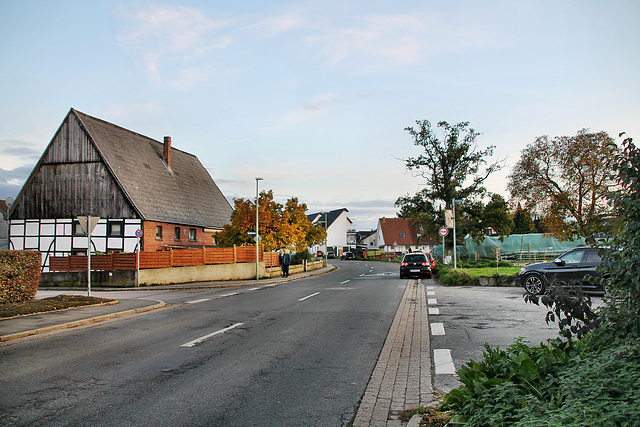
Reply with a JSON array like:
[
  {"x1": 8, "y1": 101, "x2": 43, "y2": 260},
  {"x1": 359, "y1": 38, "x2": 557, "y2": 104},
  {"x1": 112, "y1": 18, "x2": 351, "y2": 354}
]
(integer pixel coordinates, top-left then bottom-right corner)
[
  {"x1": 452, "y1": 198, "x2": 463, "y2": 270},
  {"x1": 255, "y1": 177, "x2": 263, "y2": 280}
]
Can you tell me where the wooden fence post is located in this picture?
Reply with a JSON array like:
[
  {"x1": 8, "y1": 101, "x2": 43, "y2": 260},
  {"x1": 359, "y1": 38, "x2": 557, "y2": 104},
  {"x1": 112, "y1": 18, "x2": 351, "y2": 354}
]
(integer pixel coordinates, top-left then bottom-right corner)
[
  {"x1": 169, "y1": 248, "x2": 174, "y2": 268},
  {"x1": 233, "y1": 245, "x2": 237, "y2": 264}
]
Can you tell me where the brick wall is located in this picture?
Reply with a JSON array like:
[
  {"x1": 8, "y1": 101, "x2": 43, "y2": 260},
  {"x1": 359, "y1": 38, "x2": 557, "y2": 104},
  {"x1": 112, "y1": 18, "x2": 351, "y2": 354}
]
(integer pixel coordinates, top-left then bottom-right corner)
[{"x1": 142, "y1": 220, "x2": 216, "y2": 251}]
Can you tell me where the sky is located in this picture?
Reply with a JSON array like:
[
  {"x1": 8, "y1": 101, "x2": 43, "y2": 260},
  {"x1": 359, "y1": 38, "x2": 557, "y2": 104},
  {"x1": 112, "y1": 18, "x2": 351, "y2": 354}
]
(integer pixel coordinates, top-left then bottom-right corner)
[{"x1": 1, "y1": 0, "x2": 639, "y2": 231}]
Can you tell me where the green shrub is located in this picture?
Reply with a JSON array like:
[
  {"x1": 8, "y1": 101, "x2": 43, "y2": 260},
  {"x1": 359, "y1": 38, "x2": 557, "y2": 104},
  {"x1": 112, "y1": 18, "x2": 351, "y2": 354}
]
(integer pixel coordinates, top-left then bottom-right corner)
[
  {"x1": 291, "y1": 249, "x2": 312, "y2": 264},
  {"x1": 0, "y1": 251, "x2": 42, "y2": 304}
]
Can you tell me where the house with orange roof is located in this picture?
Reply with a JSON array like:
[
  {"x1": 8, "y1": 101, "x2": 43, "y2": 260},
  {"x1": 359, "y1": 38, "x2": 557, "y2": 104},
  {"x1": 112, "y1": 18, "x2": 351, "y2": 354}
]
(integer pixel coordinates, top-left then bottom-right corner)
[{"x1": 375, "y1": 217, "x2": 437, "y2": 253}]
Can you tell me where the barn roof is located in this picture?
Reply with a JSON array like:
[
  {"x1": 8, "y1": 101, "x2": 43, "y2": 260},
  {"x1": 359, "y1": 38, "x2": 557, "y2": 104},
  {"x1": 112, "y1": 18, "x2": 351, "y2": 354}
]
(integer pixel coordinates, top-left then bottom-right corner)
[{"x1": 73, "y1": 109, "x2": 232, "y2": 228}]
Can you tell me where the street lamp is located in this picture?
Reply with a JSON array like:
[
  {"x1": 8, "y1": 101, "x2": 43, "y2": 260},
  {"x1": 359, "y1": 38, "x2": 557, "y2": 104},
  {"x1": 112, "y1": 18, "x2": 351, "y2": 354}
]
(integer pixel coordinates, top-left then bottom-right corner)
[{"x1": 255, "y1": 177, "x2": 263, "y2": 280}]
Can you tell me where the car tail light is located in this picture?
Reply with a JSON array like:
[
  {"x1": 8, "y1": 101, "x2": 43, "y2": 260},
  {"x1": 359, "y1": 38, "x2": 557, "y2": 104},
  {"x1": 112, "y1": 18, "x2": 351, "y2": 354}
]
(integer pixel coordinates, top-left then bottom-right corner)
[{"x1": 401, "y1": 262, "x2": 408, "y2": 266}]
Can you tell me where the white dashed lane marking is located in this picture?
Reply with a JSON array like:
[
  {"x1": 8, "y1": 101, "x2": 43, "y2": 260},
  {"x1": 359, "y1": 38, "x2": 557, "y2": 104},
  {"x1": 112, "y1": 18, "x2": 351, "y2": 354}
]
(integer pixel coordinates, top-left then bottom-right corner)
[
  {"x1": 181, "y1": 323, "x2": 244, "y2": 348},
  {"x1": 434, "y1": 349, "x2": 456, "y2": 374},
  {"x1": 298, "y1": 292, "x2": 321, "y2": 301},
  {"x1": 431, "y1": 322, "x2": 446, "y2": 335}
]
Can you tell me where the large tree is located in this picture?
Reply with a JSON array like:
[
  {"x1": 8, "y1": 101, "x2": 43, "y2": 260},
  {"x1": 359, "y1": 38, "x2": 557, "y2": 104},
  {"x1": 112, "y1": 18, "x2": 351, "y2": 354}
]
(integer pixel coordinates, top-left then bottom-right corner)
[
  {"x1": 216, "y1": 190, "x2": 326, "y2": 252},
  {"x1": 397, "y1": 120, "x2": 507, "y2": 243},
  {"x1": 402, "y1": 120, "x2": 504, "y2": 203},
  {"x1": 507, "y1": 129, "x2": 619, "y2": 241}
]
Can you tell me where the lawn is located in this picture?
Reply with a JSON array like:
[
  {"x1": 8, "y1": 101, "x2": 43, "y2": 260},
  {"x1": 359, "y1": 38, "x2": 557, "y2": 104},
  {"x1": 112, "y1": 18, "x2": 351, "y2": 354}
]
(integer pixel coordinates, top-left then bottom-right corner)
[
  {"x1": 0, "y1": 295, "x2": 116, "y2": 319},
  {"x1": 459, "y1": 266, "x2": 521, "y2": 277}
]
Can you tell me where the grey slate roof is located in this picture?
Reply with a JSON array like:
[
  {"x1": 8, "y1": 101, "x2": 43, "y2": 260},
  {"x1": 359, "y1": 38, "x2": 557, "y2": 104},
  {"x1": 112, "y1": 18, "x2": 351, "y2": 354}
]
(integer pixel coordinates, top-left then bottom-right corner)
[
  {"x1": 307, "y1": 208, "x2": 351, "y2": 228},
  {"x1": 74, "y1": 109, "x2": 232, "y2": 229}
]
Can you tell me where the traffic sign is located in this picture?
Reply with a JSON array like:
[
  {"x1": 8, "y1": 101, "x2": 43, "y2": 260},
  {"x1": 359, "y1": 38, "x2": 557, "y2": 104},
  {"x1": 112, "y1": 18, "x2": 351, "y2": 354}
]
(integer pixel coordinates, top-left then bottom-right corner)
[
  {"x1": 438, "y1": 227, "x2": 449, "y2": 237},
  {"x1": 247, "y1": 231, "x2": 257, "y2": 235},
  {"x1": 135, "y1": 229, "x2": 143, "y2": 238},
  {"x1": 77, "y1": 216, "x2": 100, "y2": 234}
]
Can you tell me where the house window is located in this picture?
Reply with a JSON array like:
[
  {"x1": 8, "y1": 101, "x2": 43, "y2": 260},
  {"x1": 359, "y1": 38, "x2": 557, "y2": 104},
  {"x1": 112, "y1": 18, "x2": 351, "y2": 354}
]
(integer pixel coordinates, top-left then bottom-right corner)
[
  {"x1": 400, "y1": 233, "x2": 406, "y2": 238},
  {"x1": 175, "y1": 227, "x2": 181, "y2": 241},
  {"x1": 189, "y1": 228, "x2": 197, "y2": 242},
  {"x1": 156, "y1": 226, "x2": 162, "y2": 239},
  {"x1": 73, "y1": 221, "x2": 86, "y2": 236},
  {"x1": 108, "y1": 222, "x2": 123, "y2": 236}
]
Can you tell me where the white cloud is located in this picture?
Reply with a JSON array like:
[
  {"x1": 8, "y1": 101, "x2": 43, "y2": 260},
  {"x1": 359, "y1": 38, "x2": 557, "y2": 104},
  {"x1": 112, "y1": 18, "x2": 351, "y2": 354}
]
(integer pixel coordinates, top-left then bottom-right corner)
[{"x1": 115, "y1": 4, "x2": 234, "y2": 88}]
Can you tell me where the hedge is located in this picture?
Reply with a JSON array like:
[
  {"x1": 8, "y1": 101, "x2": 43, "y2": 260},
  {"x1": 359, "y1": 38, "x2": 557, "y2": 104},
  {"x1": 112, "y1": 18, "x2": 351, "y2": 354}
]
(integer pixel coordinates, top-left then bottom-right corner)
[{"x1": 0, "y1": 251, "x2": 42, "y2": 304}]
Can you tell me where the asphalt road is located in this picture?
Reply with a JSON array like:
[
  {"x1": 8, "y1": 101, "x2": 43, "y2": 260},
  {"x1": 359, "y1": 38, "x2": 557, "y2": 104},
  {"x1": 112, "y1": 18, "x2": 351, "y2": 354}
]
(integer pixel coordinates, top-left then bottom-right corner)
[
  {"x1": 427, "y1": 283, "x2": 603, "y2": 395},
  {"x1": 0, "y1": 260, "x2": 404, "y2": 427}
]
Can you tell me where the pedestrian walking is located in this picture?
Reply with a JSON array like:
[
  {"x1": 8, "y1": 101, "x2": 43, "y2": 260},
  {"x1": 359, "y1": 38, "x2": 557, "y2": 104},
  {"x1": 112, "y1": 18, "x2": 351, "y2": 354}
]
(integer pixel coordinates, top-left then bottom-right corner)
[{"x1": 282, "y1": 249, "x2": 291, "y2": 277}]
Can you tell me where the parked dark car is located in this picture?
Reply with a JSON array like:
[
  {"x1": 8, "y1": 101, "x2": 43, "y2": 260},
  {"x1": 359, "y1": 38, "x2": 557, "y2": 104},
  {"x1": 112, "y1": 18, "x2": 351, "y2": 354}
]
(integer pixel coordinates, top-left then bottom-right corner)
[
  {"x1": 341, "y1": 251, "x2": 355, "y2": 260},
  {"x1": 400, "y1": 253, "x2": 432, "y2": 279},
  {"x1": 519, "y1": 247, "x2": 608, "y2": 295}
]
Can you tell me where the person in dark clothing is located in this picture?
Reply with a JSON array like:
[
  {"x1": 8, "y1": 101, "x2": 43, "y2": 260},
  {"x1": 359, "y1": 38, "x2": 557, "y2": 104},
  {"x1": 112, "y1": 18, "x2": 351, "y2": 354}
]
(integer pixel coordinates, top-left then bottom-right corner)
[
  {"x1": 279, "y1": 252, "x2": 284, "y2": 276},
  {"x1": 282, "y1": 249, "x2": 291, "y2": 277}
]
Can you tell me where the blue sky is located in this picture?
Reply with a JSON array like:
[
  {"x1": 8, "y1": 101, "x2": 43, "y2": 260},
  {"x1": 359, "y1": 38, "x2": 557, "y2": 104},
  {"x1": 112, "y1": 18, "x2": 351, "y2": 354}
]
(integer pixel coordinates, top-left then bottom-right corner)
[{"x1": 1, "y1": 0, "x2": 638, "y2": 230}]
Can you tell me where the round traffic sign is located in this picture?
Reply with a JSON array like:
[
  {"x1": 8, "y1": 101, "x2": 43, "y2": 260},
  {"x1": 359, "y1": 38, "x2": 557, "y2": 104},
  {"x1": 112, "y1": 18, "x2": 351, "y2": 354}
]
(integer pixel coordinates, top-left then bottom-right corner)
[
  {"x1": 438, "y1": 227, "x2": 449, "y2": 237},
  {"x1": 135, "y1": 229, "x2": 143, "y2": 238}
]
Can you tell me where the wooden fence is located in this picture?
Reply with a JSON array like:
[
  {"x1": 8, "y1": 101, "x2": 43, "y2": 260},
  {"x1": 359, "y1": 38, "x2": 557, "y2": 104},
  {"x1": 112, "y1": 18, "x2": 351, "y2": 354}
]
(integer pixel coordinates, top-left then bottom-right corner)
[{"x1": 48, "y1": 246, "x2": 280, "y2": 272}]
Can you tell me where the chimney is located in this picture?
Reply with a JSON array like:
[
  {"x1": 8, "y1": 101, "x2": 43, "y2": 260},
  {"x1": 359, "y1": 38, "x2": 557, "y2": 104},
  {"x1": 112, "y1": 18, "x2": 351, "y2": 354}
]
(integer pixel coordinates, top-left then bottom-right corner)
[{"x1": 163, "y1": 136, "x2": 172, "y2": 168}]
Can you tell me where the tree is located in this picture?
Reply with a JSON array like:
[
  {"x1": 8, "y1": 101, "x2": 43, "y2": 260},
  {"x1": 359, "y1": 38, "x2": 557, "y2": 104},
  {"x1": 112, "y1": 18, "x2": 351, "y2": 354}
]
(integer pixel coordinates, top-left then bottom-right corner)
[
  {"x1": 480, "y1": 194, "x2": 514, "y2": 238},
  {"x1": 598, "y1": 133, "x2": 640, "y2": 334},
  {"x1": 507, "y1": 129, "x2": 619, "y2": 241},
  {"x1": 216, "y1": 190, "x2": 326, "y2": 252},
  {"x1": 397, "y1": 120, "x2": 506, "y2": 243},
  {"x1": 511, "y1": 203, "x2": 538, "y2": 234},
  {"x1": 395, "y1": 188, "x2": 439, "y2": 235},
  {"x1": 402, "y1": 120, "x2": 504, "y2": 203}
]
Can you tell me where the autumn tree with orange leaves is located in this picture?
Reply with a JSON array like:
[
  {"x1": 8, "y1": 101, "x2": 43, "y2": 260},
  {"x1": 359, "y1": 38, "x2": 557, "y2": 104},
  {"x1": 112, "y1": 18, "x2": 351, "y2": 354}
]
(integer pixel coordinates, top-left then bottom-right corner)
[
  {"x1": 216, "y1": 190, "x2": 326, "y2": 252},
  {"x1": 508, "y1": 129, "x2": 619, "y2": 241}
]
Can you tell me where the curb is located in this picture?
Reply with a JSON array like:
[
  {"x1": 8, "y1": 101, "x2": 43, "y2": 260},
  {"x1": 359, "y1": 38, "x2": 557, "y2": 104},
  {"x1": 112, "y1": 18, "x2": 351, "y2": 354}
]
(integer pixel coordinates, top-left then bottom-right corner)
[{"x1": 0, "y1": 300, "x2": 168, "y2": 342}]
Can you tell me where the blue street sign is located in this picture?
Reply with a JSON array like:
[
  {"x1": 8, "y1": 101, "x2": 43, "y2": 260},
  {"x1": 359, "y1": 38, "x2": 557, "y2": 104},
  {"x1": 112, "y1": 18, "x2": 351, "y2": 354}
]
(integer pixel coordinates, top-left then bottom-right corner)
[
  {"x1": 247, "y1": 231, "x2": 257, "y2": 235},
  {"x1": 454, "y1": 199, "x2": 463, "y2": 203}
]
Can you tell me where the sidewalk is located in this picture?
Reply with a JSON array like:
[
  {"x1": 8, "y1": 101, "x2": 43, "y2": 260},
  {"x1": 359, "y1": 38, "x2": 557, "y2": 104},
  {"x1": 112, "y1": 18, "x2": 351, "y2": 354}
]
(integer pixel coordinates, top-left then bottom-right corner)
[{"x1": 353, "y1": 280, "x2": 435, "y2": 427}]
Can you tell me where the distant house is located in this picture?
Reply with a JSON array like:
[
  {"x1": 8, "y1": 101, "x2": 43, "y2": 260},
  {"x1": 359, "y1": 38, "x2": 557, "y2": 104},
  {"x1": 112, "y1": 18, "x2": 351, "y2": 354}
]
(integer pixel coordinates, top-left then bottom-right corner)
[
  {"x1": 8, "y1": 108, "x2": 232, "y2": 270},
  {"x1": 356, "y1": 230, "x2": 377, "y2": 249},
  {"x1": 307, "y1": 208, "x2": 352, "y2": 256},
  {"x1": 375, "y1": 217, "x2": 437, "y2": 253}
]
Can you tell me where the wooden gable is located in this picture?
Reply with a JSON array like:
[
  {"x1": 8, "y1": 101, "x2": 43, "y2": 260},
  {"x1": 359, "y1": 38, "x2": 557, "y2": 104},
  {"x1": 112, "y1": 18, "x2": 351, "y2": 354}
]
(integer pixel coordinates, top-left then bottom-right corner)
[{"x1": 9, "y1": 111, "x2": 138, "y2": 220}]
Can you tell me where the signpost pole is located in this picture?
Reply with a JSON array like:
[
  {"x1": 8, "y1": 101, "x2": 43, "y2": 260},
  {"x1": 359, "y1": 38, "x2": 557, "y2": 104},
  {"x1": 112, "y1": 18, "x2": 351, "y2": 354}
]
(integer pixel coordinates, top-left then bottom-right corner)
[
  {"x1": 87, "y1": 215, "x2": 92, "y2": 296},
  {"x1": 452, "y1": 200, "x2": 457, "y2": 270}
]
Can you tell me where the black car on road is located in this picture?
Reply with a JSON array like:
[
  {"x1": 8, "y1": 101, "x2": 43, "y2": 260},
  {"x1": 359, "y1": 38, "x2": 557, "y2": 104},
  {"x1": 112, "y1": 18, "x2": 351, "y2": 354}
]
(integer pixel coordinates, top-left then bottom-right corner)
[
  {"x1": 400, "y1": 253, "x2": 432, "y2": 279},
  {"x1": 341, "y1": 251, "x2": 355, "y2": 260},
  {"x1": 519, "y1": 247, "x2": 607, "y2": 295}
]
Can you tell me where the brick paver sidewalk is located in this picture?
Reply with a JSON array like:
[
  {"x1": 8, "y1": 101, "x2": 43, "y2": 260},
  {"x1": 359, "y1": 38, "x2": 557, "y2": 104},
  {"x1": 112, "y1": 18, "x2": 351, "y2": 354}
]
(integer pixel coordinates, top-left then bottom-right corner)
[{"x1": 353, "y1": 280, "x2": 434, "y2": 426}]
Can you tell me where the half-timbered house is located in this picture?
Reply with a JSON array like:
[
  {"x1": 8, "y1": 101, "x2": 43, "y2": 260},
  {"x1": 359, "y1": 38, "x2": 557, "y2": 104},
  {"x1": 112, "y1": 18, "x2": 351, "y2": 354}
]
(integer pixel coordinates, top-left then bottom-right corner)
[{"x1": 8, "y1": 108, "x2": 233, "y2": 270}]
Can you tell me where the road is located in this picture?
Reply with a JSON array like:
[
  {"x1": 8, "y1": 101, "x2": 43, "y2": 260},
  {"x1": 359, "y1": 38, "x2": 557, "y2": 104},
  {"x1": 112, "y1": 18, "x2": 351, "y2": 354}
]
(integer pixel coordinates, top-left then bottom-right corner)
[{"x1": 0, "y1": 260, "x2": 404, "y2": 426}]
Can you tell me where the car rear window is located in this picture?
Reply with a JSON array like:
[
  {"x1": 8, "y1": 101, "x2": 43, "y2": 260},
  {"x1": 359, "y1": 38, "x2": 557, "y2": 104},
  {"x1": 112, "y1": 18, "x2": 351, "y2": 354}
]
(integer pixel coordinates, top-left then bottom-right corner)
[{"x1": 404, "y1": 254, "x2": 426, "y2": 262}]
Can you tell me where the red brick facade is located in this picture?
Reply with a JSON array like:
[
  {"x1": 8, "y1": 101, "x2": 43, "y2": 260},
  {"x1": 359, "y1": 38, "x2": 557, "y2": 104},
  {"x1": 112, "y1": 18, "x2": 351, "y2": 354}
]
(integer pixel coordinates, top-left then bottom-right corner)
[{"x1": 142, "y1": 220, "x2": 218, "y2": 252}]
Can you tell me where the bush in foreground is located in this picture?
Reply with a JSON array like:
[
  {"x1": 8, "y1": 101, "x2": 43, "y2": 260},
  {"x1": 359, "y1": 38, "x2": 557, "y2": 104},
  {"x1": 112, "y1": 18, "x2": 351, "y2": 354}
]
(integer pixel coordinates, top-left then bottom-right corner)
[{"x1": 0, "y1": 251, "x2": 41, "y2": 304}]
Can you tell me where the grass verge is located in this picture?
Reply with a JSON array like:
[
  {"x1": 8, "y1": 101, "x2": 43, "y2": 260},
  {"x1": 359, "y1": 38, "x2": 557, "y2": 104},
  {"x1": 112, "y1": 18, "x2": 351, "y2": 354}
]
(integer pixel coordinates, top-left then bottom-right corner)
[{"x1": 0, "y1": 295, "x2": 116, "y2": 319}]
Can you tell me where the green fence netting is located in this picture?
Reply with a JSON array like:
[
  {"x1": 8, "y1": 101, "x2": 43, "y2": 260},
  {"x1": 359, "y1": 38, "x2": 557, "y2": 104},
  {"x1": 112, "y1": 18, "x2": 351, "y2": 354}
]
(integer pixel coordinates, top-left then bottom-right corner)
[{"x1": 433, "y1": 233, "x2": 587, "y2": 260}]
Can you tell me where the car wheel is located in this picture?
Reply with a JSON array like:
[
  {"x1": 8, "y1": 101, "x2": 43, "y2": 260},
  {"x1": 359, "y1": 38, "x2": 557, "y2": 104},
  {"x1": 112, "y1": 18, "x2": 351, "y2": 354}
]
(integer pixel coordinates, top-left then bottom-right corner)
[
  {"x1": 400, "y1": 273, "x2": 405, "y2": 279},
  {"x1": 524, "y1": 274, "x2": 545, "y2": 295}
]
